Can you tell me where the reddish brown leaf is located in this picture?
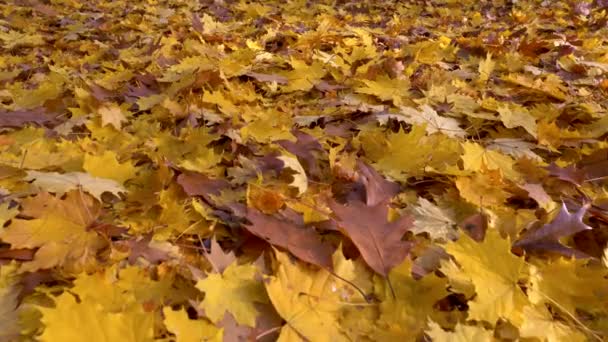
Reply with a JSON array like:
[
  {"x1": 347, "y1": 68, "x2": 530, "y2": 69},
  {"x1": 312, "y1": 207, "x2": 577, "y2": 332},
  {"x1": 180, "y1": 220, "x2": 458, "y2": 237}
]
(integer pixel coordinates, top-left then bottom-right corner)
[
  {"x1": 192, "y1": 13, "x2": 204, "y2": 34},
  {"x1": 243, "y1": 208, "x2": 334, "y2": 270},
  {"x1": 246, "y1": 72, "x2": 288, "y2": 84},
  {"x1": 513, "y1": 202, "x2": 593, "y2": 257},
  {"x1": 357, "y1": 161, "x2": 400, "y2": 206},
  {"x1": 277, "y1": 130, "x2": 323, "y2": 178},
  {"x1": 177, "y1": 171, "x2": 229, "y2": 197},
  {"x1": 459, "y1": 213, "x2": 488, "y2": 242},
  {"x1": 329, "y1": 199, "x2": 413, "y2": 276},
  {"x1": 0, "y1": 108, "x2": 55, "y2": 128},
  {"x1": 204, "y1": 237, "x2": 236, "y2": 273},
  {"x1": 123, "y1": 234, "x2": 171, "y2": 264},
  {"x1": 546, "y1": 163, "x2": 586, "y2": 185},
  {"x1": 579, "y1": 148, "x2": 608, "y2": 181}
]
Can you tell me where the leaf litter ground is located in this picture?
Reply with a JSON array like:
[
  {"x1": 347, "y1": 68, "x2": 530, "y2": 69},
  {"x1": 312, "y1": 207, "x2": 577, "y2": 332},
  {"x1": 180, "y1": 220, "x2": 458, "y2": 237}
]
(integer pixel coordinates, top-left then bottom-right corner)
[{"x1": 1, "y1": 0, "x2": 608, "y2": 341}]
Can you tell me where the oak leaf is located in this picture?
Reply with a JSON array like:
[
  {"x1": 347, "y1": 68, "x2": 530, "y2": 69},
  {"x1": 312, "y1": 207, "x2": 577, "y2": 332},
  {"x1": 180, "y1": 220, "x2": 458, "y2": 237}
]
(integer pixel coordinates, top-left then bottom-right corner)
[
  {"x1": 329, "y1": 199, "x2": 413, "y2": 276},
  {"x1": 514, "y1": 202, "x2": 593, "y2": 257},
  {"x1": 204, "y1": 237, "x2": 236, "y2": 273},
  {"x1": 243, "y1": 208, "x2": 334, "y2": 269}
]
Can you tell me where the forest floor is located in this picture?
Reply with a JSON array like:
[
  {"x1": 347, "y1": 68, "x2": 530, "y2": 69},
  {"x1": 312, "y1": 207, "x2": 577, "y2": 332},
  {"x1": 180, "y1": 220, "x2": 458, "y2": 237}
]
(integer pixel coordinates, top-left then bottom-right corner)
[{"x1": 1, "y1": 0, "x2": 608, "y2": 341}]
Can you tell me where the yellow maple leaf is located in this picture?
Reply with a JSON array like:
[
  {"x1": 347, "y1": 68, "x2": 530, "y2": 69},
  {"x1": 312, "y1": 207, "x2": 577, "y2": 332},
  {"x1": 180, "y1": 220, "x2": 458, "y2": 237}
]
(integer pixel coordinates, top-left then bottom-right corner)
[
  {"x1": 25, "y1": 170, "x2": 125, "y2": 200},
  {"x1": 478, "y1": 53, "x2": 495, "y2": 83},
  {"x1": 461, "y1": 142, "x2": 519, "y2": 181},
  {"x1": 445, "y1": 229, "x2": 528, "y2": 325},
  {"x1": 426, "y1": 320, "x2": 494, "y2": 342},
  {"x1": 266, "y1": 250, "x2": 358, "y2": 342},
  {"x1": 196, "y1": 261, "x2": 268, "y2": 327},
  {"x1": 282, "y1": 58, "x2": 327, "y2": 92},
  {"x1": 83, "y1": 151, "x2": 137, "y2": 185},
  {"x1": 363, "y1": 125, "x2": 462, "y2": 181},
  {"x1": 520, "y1": 305, "x2": 587, "y2": 342},
  {"x1": 8, "y1": 72, "x2": 63, "y2": 110},
  {"x1": 497, "y1": 104, "x2": 538, "y2": 138},
  {"x1": 528, "y1": 258, "x2": 608, "y2": 315},
  {"x1": 0, "y1": 191, "x2": 105, "y2": 272},
  {"x1": 99, "y1": 103, "x2": 127, "y2": 130},
  {"x1": 355, "y1": 75, "x2": 410, "y2": 106},
  {"x1": 374, "y1": 259, "x2": 448, "y2": 340},
  {"x1": 38, "y1": 291, "x2": 154, "y2": 342},
  {"x1": 163, "y1": 307, "x2": 223, "y2": 342}
]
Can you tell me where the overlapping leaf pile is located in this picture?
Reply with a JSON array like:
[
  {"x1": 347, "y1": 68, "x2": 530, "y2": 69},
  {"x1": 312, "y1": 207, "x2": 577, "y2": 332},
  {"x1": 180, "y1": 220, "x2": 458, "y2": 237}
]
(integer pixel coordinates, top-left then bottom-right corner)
[{"x1": 2, "y1": 0, "x2": 608, "y2": 340}]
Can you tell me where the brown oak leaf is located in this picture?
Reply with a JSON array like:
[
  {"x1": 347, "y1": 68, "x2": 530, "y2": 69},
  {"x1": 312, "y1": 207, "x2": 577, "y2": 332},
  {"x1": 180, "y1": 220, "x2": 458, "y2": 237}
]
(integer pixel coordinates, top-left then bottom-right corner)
[
  {"x1": 329, "y1": 199, "x2": 413, "y2": 276},
  {"x1": 204, "y1": 237, "x2": 236, "y2": 273},
  {"x1": 243, "y1": 208, "x2": 334, "y2": 269},
  {"x1": 513, "y1": 202, "x2": 593, "y2": 257}
]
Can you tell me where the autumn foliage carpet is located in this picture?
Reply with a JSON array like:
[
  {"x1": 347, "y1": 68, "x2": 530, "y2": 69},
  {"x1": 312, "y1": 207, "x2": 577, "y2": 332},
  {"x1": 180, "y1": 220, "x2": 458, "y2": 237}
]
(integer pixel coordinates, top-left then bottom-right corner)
[{"x1": 2, "y1": 0, "x2": 608, "y2": 341}]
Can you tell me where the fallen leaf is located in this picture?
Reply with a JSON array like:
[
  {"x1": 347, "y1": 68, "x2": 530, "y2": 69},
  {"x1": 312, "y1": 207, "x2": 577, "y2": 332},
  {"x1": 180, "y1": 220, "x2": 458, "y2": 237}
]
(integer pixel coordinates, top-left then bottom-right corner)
[
  {"x1": 329, "y1": 199, "x2": 413, "y2": 276},
  {"x1": 196, "y1": 261, "x2": 268, "y2": 327},
  {"x1": 244, "y1": 208, "x2": 334, "y2": 269},
  {"x1": 25, "y1": 170, "x2": 125, "y2": 201},
  {"x1": 514, "y1": 202, "x2": 593, "y2": 257},
  {"x1": 204, "y1": 237, "x2": 236, "y2": 273}
]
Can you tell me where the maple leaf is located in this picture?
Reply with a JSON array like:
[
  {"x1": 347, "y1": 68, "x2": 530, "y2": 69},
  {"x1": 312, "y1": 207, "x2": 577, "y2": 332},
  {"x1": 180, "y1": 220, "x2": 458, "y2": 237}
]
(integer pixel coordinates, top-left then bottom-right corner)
[
  {"x1": 122, "y1": 234, "x2": 177, "y2": 265},
  {"x1": 460, "y1": 142, "x2": 519, "y2": 181},
  {"x1": 411, "y1": 197, "x2": 458, "y2": 241},
  {"x1": 374, "y1": 259, "x2": 448, "y2": 339},
  {"x1": 527, "y1": 258, "x2": 608, "y2": 315},
  {"x1": 366, "y1": 125, "x2": 462, "y2": 180},
  {"x1": 177, "y1": 171, "x2": 229, "y2": 201},
  {"x1": 98, "y1": 103, "x2": 127, "y2": 130},
  {"x1": 519, "y1": 306, "x2": 587, "y2": 342},
  {"x1": 246, "y1": 71, "x2": 288, "y2": 84},
  {"x1": 355, "y1": 75, "x2": 410, "y2": 106},
  {"x1": 478, "y1": 53, "x2": 495, "y2": 82},
  {"x1": 196, "y1": 261, "x2": 268, "y2": 327},
  {"x1": 546, "y1": 163, "x2": 586, "y2": 185},
  {"x1": 398, "y1": 104, "x2": 467, "y2": 138},
  {"x1": 0, "y1": 191, "x2": 105, "y2": 272},
  {"x1": 277, "y1": 130, "x2": 324, "y2": 179},
  {"x1": 514, "y1": 202, "x2": 593, "y2": 257},
  {"x1": 444, "y1": 229, "x2": 528, "y2": 324},
  {"x1": 265, "y1": 250, "x2": 354, "y2": 342},
  {"x1": 282, "y1": 59, "x2": 327, "y2": 92},
  {"x1": 497, "y1": 104, "x2": 538, "y2": 138},
  {"x1": 83, "y1": 151, "x2": 137, "y2": 185},
  {"x1": 25, "y1": 170, "x2": 125, "y2": 201},
  {"x1": 243, "y1": 208, "x2": 334, "y2": 269},
  {"x1": 163, "y1": 307, "x2": 223, "y2": 342},
  {"x1": 426, "y1": 320, "x2": 493, "y2": 342},
  {"x1": 329, "y1": 199, "x2": 413, "y2": 276},
  {"x1": 38, "y1": 291, "x2": 155, "y2": 342}
]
